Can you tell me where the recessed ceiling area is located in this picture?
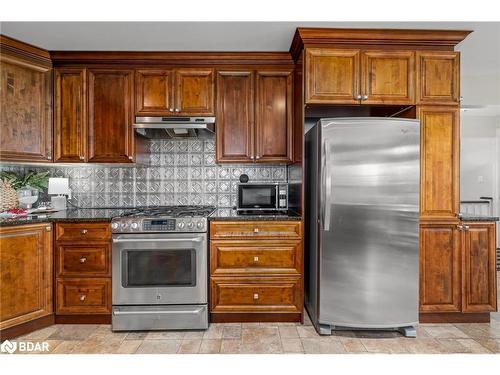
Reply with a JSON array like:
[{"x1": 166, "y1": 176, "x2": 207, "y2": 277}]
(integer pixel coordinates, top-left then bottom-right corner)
[{"x1": 1, "y1": 21, "x2": 499, "y2": 107}]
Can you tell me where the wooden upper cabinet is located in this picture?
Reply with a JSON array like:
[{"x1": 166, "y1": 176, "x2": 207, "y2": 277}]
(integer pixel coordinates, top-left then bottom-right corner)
[
  {"x1": 462, "y1": 222, "x2": 497, "y2": 313},
  {"x1": 420, "y1": 223, "x2": 461, "y2": 312},
  {"x1": 135, "y1": 69, "x2": 174, "y2": 115},
  {"x1": 0, "y1": 223, "x2": 53, "y2": 331},
  {"x1": 87, "y1": 69, "x2": 134, "y2": 163},
  {"x1": 419, "y1": 106, "x2": 460, "y2": 219},
  {"x1": 255, "y1": 70, "x2": 293, "y2": 163},
  {"x1": 216, "y1": 71, "x2": 254, "y2": 163},
  {"x1": 0, "y1": 52, "x2": 52, "y2": 162},
  {"x1": 54, "y1": 68, "x2": 87, "y2": 162},
  {"x1": 305, "y1": 48, "x2": 360, "y2": 104},
  {"x1": 417, "y1": 51, "x2": 460, "y2": 104},
  {"x1": 361, "y1": 50, "x2": 415, "y2": 104},
  {"x1": 175, "y1": 69, "x2": 214, "y2": 115}
]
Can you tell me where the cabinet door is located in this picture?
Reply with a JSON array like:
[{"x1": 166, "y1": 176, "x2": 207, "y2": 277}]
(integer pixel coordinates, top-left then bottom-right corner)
[
  {"x1": 54, "y1": 68, "x2": 86, "y2": 162},
  {"x1": 462, "y1": 222, "x2": 497, "y2": 312},
  {"x1": 175, "y1": 68, "x2": 214, "y2": 115},
  {"x1": 419, "y1": 106, "x2": 460, "y2": 219},
  {"x1": 361, "y1": 50, "x2": 415, "y2": 104},
  {"x1": 0, "y1": 224, "x2": 53, "y2": 330},
  {"x1": 87, "y1": 69, "x2": 134, "y2": 163},
  {"x1": 0, "y1": 55, "x2": 52, "y2": 162},
  {"x1": 255, "y1": 70, "x2": 293, "y2": 163},
  {"x1": 417, "y1": 52, "x2": 460, "y2": 104},
  {"x1": 420, "y1": 223, "x2": 461, "y2": 312},
  {"x1": 305, "y1": 48, "x2": 360, "y2": 104},
  {"x1": 215, "y1": 71, "x2": 254, "y2": 163},
  {"x1": 135, "y1": 69, "x2": 174, "y2": 115}
]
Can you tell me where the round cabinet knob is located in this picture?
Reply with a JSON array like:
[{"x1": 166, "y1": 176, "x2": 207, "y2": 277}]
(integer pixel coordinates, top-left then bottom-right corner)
[
  {"x1": 169, "y1": 108, "x2": 174, "y2": 112},
  {"x1": 253, "y1": 256, "x2": 259, "y2": 263},
  {"x1": 131, "y1": 222, "x2": 139, "y2": 230},
  {"x1": 79, "y1": 257, "x2": 87, "y2": 263},
  {"x1": 253, "y1": 293, "x2": 259, "y2": 300},
  {"x1": 178, "y1": 222, "x2": 185, "y2": 229},
  {"x1": 175, "y1": 108, "x2": 180, "y2": 112},
  {"x1": 356, "y1": 95, "x2": 362, "y2": 100},
  {"x1": 362, "y1": 95, "x2": 368, "y2": 100},
  {"x1": 81, "y1": 229, "x2": 88, "y2": 234},
  {"x1": 253, "y1": 228, "x2": 259, "y2": 233},
  {"x1": 80, "y1": 295, "x2": 86, "y2": 301}
]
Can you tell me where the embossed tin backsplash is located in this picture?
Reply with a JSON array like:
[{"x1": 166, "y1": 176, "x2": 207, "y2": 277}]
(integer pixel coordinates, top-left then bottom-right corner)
[{"x1": 0, "y1": 139, "x2": 288, "y2": 212}]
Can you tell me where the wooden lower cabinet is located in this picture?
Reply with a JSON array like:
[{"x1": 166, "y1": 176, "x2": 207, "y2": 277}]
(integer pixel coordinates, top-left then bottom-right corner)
[
  {"x1": 55, "y1": 222, "x2": 112, "y2": 320},
  {"x1": 209, "y1": 221, "x2": 303, "y2": 322},
  {"x1": 0, "y1": 223, "x2": 53, "y2": 339},
  {"x1": 420, "y1": 221, "x2": 498, "y2": 322}
]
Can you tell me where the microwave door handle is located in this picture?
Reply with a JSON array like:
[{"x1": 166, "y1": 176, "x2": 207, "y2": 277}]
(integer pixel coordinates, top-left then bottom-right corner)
[{"x1": 113, "y1": 237, "x2": 204, "y2": 243}]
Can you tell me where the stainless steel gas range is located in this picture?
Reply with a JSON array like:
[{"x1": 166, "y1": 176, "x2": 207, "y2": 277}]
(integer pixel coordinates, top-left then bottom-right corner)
[{"x1": 111, "y1": 205, "x2": 215, "y2": 331}]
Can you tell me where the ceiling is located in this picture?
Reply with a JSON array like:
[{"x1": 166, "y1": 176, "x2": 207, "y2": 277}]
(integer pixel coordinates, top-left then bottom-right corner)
[{"x1": 1, "y1": 21, "x2": 499, "y2": 108}]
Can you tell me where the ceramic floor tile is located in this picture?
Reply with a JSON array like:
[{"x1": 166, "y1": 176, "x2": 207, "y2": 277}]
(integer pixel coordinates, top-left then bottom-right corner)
[
  {"x1": 421, "y1": 325, "x2": 471, "y2": 339},
  {"x1": 399, "y1": 338, "x2": 445, "y2": 354},
  {"x1": 203, "y1": 323, "x2": 224, "y2": 339},
  {"x1": 278, "y1": 326, "x2": 299, "y2": 339},
  {"x1": 281, "y1": 338, "x2": 304, "y2": 353},
  {"x1": 473, "y1": 339, "x2": 500, "y2": 353},
  {"x1": 436, "y1": 338, "x2": 493, "y2": 353},
  {"x1": 241, "y1": 327, "x2": 282, "y2": 354},
  {"x1": 51, "y1": 340, "x2": 81, "y2": 354},
  {"x1": 17, "y1": 325, "x2": 59, "y2": 341},
  {"x1": 70, "y1": 335, "x2": 125, "y2": 354},
  {"x1": 125, "y1": 331, "x2": 149, "y2": 340},
  {"x1": 183, "y1": 330, "x2": 205, "y2": 339},
  {"x1": 178, "y1": 339, "x2": 202, "y2": 354},
  {"x1": 220, "y1": 339, "x2": 241, "y2": 354},
  {"x1": 360, "y1": 338, "x2": 409, "y2": 354},
  {"x1": 353, "y1": 330, "x2": 401, "y2": 339},
  {"x1": 115, "y1": 340, "x2": 143, "y2": 354},
  {"x1": 241, "y1": 322, "x2": 261, "y2": 328},
  {"x1": 338, "y1": 337, "x2": 367, "y2": 353},
  {"x1": 136, "y1": 340, "x2": 182, "y2": 354},
  {"x1": 48, "y1": 324, "x2": 100, "y2": 341},
  {"x1": 145, "y1": 331, "x2": 186, "y2": 340},
  {"x1": 222, "y1": 325, "x2": 241, "y2": 339},
  {"x1": 199, "y1": 339, "x2": 221, "y2": 354},
  {"x1": 297, "y1": 326, "x2": 319, "y2": 338},
  {"x1": 301, "y1": 338, "x2": 346, "y2": 354}
]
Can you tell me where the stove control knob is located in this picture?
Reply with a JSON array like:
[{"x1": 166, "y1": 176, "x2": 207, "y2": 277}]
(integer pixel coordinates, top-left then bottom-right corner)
[
  {"x1": 178, "y1": 222, "x2": 185, "y2": 229},
  {"x1": 187, "y1": 221, "x2": 194, "y2": 229},
  {"x1": 111, "y1": 222, "x2": 119, "y2": 230},
  {"x1": 131, "y1": 222, "x2": 139, "y2": 230},
  {"x1": 197, "y1": 221, "x2": 204, "y2": 229},
  {"x1": 120, "y1": 222, "x2": 128, "y2": 229}
]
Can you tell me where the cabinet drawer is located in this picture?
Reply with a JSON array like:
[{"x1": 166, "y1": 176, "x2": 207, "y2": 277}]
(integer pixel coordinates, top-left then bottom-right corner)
[
  {"x1": 56, "y1": 244, "x2": 111, "y2": 277},
  {"x1": 210, "y1": 277, "x2": 302, "y2": 313},
  {"x1": 210, "y1": 221, "x2": 302, "y2": 240},
  {"x1": 56, "y1": 278, "x2": 111, "y2": 314},
  {"x1": 211, "y1": 240, "x2": 302, "y2": 275},
  {"x1": 56, "y1": 222, "x2": 111, "y2": 242}
]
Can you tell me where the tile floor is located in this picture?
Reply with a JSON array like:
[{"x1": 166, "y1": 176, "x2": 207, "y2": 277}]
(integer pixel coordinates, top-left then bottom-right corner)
[{"x1": 8, "y1": 273, "x2": 500, "y2": 355}]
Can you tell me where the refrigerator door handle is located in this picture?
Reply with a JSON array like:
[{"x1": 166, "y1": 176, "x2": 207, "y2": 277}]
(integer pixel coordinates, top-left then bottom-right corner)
[{"x1": 321, "y1": 140, "x2": 331, "y2": 231}]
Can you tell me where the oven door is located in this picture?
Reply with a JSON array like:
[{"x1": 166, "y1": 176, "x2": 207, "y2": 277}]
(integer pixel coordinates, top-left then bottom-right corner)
[
  {"x1": 112, "y1": 233, "x2": 207, "y2": 305},
  {"x1": 238, "y1": 184, "x2": 278, "y2": 210}
]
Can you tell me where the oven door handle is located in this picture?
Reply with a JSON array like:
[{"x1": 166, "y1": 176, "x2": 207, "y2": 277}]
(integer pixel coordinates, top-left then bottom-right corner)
[{"x1": 112, "y1": 237, "x2": 204, "y2": 243}]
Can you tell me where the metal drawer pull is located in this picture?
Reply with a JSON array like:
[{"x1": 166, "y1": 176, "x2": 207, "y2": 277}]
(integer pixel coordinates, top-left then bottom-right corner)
[
  {"x1": 253, "y1": 293, "x2": 259, "y2": 300},
  {"x1": 113, "y1": 237, "x2": 203, "y2": 243},
  {"x1": 253, "y1": 228, "x2": 259, "y2": 233},
  {"x1": 81, "y1": 229, "x2": 88, "y2": 234},
  {"x1": 80, "y1": 295, "x2": 86, "y2": 301},
  {"x1": 113, "y1": 308, "x2": 204, "y2": 316},
  {"x1": 253, "y1": 256, "x2": 259, "y2": 263},
  {"x1": 79, "y1": 257, "x2": 87, "y2": 263}
]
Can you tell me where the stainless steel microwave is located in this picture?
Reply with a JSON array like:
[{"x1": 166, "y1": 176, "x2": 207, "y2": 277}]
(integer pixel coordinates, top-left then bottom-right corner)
[{"x1": 237, "y1": 183, "x2": 288, "y2": 212}]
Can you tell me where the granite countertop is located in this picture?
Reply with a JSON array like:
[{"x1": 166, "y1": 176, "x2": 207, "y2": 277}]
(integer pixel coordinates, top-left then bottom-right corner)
[
  {"x1": 0, "y1": 208, "x2": 128, "y2": 227},
  {"x1": 209, "y1": 208, "x2": 302, "y2": 221},
  {"x1": 460, "y1": 215, "x2": 499, "y2": 222}
]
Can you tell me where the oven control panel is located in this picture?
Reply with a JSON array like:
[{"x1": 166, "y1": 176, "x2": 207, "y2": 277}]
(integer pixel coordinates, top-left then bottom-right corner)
[{"x1": 111, "y1": 217, "x2": 207, "y2": 233}]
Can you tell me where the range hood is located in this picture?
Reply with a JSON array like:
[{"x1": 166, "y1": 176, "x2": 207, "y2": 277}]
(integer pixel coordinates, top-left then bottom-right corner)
[{"x1": 134, "y1": 116, "x2": 215, "y2": 139}]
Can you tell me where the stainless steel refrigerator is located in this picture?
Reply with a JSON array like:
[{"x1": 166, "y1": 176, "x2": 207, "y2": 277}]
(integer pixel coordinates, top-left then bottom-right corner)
[{"x1": 305, "y1": 118, "x2": 420, "y2": 337}]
